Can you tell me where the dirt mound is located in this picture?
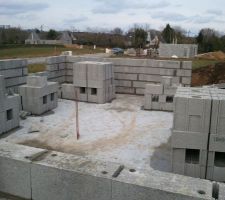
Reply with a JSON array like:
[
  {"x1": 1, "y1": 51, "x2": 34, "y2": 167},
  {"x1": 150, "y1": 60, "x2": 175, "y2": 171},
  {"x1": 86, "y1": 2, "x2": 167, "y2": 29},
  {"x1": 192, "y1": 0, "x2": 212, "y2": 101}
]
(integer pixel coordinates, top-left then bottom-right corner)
[
  {"x1": 196, "y1": 51, "x2": 225, "y2": 60},
  {"x1": 192, "y1": 62, "x2": 225, "y2": 86}
]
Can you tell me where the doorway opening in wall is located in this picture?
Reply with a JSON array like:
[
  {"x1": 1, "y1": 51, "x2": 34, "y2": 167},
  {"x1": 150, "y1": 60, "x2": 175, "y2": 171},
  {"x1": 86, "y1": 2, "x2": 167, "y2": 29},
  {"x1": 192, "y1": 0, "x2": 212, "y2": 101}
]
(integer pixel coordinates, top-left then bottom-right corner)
[
  {"x1": 185, "y1": 149, "x2": 200, "y2": 164},
  {"x1": 214, "y1": 152, "x2": 225, "y2": 167},
  {"x1": 166, "y1": 96, "x2": 173, "y2": 103},
  {"x1": 6, "y1": 109, "x2": 13, "y2": 121}
]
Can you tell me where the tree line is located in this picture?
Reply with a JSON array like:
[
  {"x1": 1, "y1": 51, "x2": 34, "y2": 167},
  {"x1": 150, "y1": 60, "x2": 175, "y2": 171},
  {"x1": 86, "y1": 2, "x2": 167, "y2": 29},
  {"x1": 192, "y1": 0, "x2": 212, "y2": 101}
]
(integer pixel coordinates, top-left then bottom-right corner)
[{"x1": 0, "y1": 24, "x2": 224, "y2": 53}]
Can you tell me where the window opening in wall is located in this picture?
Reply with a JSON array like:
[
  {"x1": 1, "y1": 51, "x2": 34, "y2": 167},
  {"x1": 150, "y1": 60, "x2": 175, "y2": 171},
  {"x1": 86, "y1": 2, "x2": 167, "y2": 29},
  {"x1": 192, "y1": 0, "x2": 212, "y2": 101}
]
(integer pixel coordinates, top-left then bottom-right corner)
[
  {"x1": 50, "y1": 93, "x2": 54, "y2": 101},
  {"x1": 185, "y1": 149, "x2": 200, "y2": 164},
  {"x1": 80, "y1": 87, "x2": 86, "y2": 94},
  {"x1": 152, "y1": 95, "x2": 159, "y2": 102},
  {"x1": 91, "y1": 88, "x2": 97, "y2": 95},
  {"x1": 214, "y1": 152, "x2": 225, "y2": 167},
  {"x1": 6, "y1": 109, "x2": 13, "y2": 121},
  {"x1": 166, "y1": 96, "x2": 174, "y2": 103},
  {"x1": 43, "y1": 95, "x2": 47, "y2": 104}
]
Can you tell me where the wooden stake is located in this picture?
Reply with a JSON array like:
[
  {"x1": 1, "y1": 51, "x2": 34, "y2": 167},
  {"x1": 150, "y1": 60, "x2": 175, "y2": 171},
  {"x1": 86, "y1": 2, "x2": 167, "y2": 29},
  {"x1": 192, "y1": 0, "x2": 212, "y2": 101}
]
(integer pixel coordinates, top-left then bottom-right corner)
[{"x1": 75, "y1": 90, "x2": 80, "y2": 140}]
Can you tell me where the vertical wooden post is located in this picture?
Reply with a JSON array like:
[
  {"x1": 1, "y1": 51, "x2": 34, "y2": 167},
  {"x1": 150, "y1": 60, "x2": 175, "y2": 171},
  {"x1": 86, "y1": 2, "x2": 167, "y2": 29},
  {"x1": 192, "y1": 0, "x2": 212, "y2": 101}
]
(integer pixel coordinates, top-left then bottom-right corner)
[{"x1": 75, "y1": 89, "x2": 80, "y2": 140}]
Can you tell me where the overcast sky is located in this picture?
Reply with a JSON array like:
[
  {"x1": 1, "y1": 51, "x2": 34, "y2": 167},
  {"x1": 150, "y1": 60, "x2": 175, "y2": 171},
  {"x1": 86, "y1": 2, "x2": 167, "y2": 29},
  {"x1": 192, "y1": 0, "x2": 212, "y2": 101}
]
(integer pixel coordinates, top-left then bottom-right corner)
[{"x1": 0, "y1": 0, "x2": 225, "y2": 35}]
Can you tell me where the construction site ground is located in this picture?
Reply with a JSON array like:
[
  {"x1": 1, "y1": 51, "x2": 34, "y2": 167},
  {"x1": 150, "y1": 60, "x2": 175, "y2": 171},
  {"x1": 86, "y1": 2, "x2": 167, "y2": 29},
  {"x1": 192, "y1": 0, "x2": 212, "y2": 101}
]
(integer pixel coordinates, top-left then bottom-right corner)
[{"x1": 0, "y1": 94, "x2": 173, "y2": 172}]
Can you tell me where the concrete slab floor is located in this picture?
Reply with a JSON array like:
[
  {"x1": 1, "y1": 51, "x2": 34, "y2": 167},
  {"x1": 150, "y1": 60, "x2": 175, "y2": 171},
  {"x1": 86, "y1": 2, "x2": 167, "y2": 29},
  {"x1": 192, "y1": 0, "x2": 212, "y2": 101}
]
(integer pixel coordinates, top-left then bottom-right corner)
[{"x1": 0, "y1": 94, "x2": 173, "y2": 172}]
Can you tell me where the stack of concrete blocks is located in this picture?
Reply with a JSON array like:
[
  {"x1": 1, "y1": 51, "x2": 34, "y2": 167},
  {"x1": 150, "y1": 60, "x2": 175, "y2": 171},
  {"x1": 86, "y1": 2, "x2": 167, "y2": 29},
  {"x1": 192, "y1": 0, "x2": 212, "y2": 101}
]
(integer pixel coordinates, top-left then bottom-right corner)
[
  {"x1": 0, "y1": 75, "x2": 20, "y2": 135},
  {"x1": 62, "y1": 61, "x2": 115, "y2": 104},
  {"x1": 144, "y1": 76, "x2": 178, "y2": 111},
  {"x1": 19, "y1": 76, "x2": 58, "y2": 115},
  {"x1": 171, "y1": 87, "x2": 212, "y2": 179},
  {"x1": 46, "y1": 56, "x2": 66, "y2": 84},
  {"x1": 0, "y1": 59, "x2": 28, "y2": 93},
  {"x1": 207, "y1": 88, "x2": 225, "y2": 182}
]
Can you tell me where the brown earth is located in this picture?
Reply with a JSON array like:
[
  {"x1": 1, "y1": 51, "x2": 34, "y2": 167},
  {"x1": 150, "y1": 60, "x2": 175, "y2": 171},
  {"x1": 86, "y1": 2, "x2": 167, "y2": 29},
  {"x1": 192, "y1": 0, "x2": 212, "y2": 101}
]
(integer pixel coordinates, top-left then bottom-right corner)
[
  {"x1": 192, "y1": 62, "x2": 225, "y2": 86},
  {"x1": 196, "y1": 51, "x2": 225, "y2": 60}
]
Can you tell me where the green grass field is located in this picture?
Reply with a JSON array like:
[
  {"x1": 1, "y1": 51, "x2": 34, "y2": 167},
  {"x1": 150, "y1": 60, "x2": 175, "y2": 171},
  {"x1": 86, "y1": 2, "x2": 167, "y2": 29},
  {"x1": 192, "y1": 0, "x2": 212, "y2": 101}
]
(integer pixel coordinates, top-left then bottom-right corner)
[
  {"x1": 0, "y1": 45, "x2": 104, "y2": 59},
  {"x1": 192, "y1": 59, "x2": 220, "y2": 70}
]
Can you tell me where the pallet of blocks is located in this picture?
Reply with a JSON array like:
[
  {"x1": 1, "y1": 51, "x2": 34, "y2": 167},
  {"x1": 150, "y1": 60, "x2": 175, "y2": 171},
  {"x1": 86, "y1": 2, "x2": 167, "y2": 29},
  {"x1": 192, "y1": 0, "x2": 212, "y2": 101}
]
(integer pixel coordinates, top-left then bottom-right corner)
[
  {"x1": 19, "y1": 76, "x2": 58, "y2": 115},
  {"x1": 207, "y1": 88, "x2": 225, "y2": 182},
  {"x1": 171, "y1": 87, "x2": 212, "y2": 179},
  {"x1": 62, "y1": 61, "x2": 116, "y2": 104},
  {"x1": 144, "y1": 76, "x2": 178, "y2": 111},
  {"x1": 0, "y1": 75, "x2": 20, "y2": 135}
]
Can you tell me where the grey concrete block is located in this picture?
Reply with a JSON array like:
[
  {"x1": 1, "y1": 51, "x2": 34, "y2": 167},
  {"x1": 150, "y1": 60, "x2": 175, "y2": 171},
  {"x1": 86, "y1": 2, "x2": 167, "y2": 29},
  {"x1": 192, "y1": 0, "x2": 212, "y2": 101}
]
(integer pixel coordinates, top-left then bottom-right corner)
[
  {"x1": 182, "y1": 61, "x2": 192, "y2": 70},
  {"x1": 145, "y1": 84, "x2": 163, "y2": 95},
  {"x1": 0, "y1": 68, "x2": 23, "y2": 78},
  {"x1": 171, "y1": 130, "x2": 209, "y2": 150},
  {"x1": 182, "y1": 77, "x2": 192, "y2": 85},
  {"x1": 177, "y1": 69, "x2": 192, "y2": 77},
  {"x1": 115, "y1": 80, "x2": 132, "y2": 87},
  {"x1": 114, "y1": 73, "x2": 138, "y2": 80},
  {"x1": 161, "y1": 76, "x2": 172, "y2": 86},
  {"x1": 206, "y1": 151, "x2": 225, "y2": 182},
  {"x1": 27, "y1": 76, "x2": 47, "y2": 87},
  {"x1": 112, "y1": 166, "x2": 212, "y2": 200},
  {"x1": 73, "y1": 62, "x2": 87, "y2": 87},
  {"x1": 31, "y1": 151, "x2": 119, "y2": 200},
  {"x1": 144, "y1": 94, "x2": 152, "y2": 110},
  {"x1": 116, "y1": 87, "x2": 135, "y2": 94},
  {"x1": 0, "y1": 142, "x2": 45, "y2": 199},
  {"x1": 136, "y1": 88, "x2": 145, "y2": 95},
  {"x1": 138, "y1": 74, "x2": 162, "y2": 82},
  {"x1": 208, "y1": 134, "x2": 225, "y2": 152},
  {"x1": 133, "y1": 81, "x2": 151, "y2": 89},
  {"x1": 172, "y1": 148, "x2": 207, "y2": 179}
]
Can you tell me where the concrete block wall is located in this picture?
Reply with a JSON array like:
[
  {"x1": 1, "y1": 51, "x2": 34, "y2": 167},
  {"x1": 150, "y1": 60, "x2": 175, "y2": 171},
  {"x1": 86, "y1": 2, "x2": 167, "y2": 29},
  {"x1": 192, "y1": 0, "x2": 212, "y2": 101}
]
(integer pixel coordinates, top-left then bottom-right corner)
[
  {"x1": 62, "y1": 61, "x2": 115, "y2": 104},
  {"x1": 19, "y1": 76, "x2": 58, "y2": 115},
  {"x1": 0, "y1": 75, "x2": 20, "y2": 135},
  {"x1": 0, "y1": 141, "x2": 221, "y2": 200},
  {"x1": 45, "y1": 56, "x2": 192, "y2": 96},
  {"x1": 0, "y1": 58, "x2": 28, "y2": 93},
  {"x1": 144, "y1": 76, "x2": 178, "y2": 111},
  {"x1": 158, "y1": 44, "x2": 198, "y2": 58}
]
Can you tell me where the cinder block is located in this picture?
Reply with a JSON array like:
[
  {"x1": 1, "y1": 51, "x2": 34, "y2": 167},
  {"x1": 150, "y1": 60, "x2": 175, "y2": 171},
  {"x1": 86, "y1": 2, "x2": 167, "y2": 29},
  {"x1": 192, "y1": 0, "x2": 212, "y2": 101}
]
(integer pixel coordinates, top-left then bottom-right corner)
[
  {"x1": 208, "y1": 134, "x2": 225, "y2": 152},
  {"x1": 136, "y1": 88, "x2": 145, "y2": 95},
  {"x1": 171, "y1": 130, "x2": 209, "y2": 150},
  {"x1": 27, "y1": 76, "x2": 47, "y2": 87},
  {"x1": 161, "y1": 76, "x2": 172, "y2": 86},
  {"x1": 0, "y1": 142, "x2": 45, "y2": 199},
  {"x1": 115, "y1": 80, "x2": 132, "y2": 87},
  {"x1": 73, "y1": 62, "x2": 87, "y2": 87},
  {"x1": 116, "y1": 87, "x2": 135, "y2": 94},
  {"x1": 145, "y1": 84, "x2": 163, "y2": 95},
  {"x1": 172, "y1": 148, "x2": 207, "y2": 179},
  {"x1": 206, "y1": 151, "x2": 225, "y2": 182},
  {"x1": 112, "y1": 166, "x2": 213, "y2": 200},
  {"x1": 144, "y1": 94, "x2": 152, "y2": 110},
  {"x1": 31, "y1": 151, "x2": 118, "y2": 200},
  {"x1": 182, "y1": 77, "x2": 192, "y2": 85},
  {"x1": 138, "y1": 74, "x2": 162, "y2": 83},
  {"x1": 114, "y1": 73, "x2": 138, "y2": 80},
  {"x1": 182, "y1": 61, "x2": 192, "y2": 70},
  {"x1": 177, "y1": 69, "x2": 192, "y2": 77}
]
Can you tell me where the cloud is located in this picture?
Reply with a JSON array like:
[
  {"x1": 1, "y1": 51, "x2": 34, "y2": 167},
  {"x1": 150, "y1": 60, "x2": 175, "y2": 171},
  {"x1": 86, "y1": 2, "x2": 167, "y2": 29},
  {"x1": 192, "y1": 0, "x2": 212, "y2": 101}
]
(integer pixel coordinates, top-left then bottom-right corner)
[
  {"x1": 206, "y1": 9, "x2": 223, "y2": 16},
  {"x1": 92, "y1": 0, "x2": 170, "y2": 14},
  {"x1": 0, "y1": 1, "x2": 49, "y2": 15},
  {"x1": 63, "y1": 16, "x2": 89, "y2": 24},
  {"x1": 151, "y1": 12, "x2": 188, "y2": 21}
]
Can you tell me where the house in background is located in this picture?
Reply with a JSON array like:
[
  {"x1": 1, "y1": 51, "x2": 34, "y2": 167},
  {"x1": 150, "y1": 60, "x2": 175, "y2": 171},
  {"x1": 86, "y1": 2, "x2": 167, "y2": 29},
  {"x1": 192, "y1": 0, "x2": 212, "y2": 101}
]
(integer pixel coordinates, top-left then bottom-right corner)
[{"x1": 25, "y1": 31, "x2": 73, "y2": 45}]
